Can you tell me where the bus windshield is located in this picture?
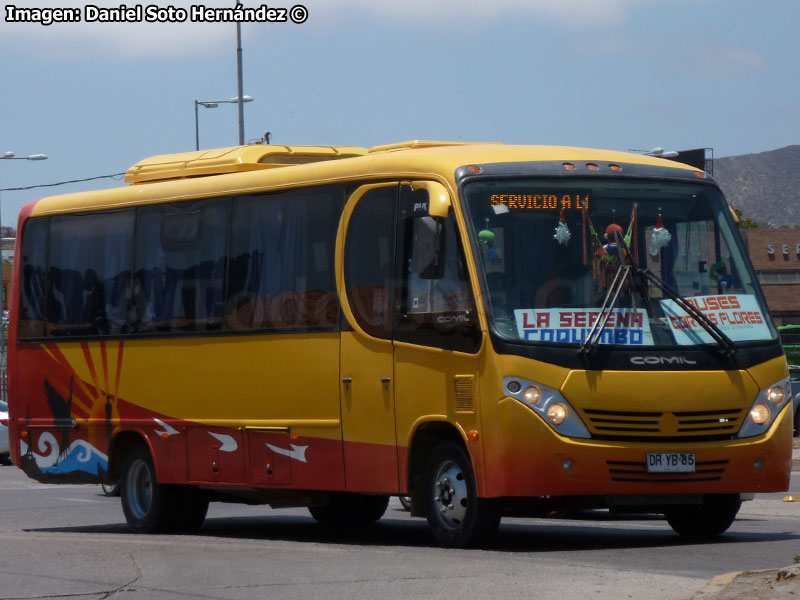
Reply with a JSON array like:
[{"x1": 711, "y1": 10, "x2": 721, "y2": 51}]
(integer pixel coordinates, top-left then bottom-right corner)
[{"x1": 463, "y1": 177, "x2": 777, "y2": 349}]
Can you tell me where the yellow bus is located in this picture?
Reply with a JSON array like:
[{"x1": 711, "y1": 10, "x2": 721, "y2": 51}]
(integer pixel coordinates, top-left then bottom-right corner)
[{"x1": 8, "y1": 141, "x2": 793, "y2": 547}]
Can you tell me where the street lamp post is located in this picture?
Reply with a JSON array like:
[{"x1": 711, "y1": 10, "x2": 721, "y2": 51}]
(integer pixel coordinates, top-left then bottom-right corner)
[
  {"x1": 194, "y1": 95, "x2": 253, "y2": 150},
  {"x1": 0, "y1": 151, "x2": 48, "y2": 398}
]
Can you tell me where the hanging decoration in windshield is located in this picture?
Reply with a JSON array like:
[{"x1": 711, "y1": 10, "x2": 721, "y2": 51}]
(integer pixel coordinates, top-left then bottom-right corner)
[{"x1": 513, "y1": 307, "x2": 654, "y2": 345}]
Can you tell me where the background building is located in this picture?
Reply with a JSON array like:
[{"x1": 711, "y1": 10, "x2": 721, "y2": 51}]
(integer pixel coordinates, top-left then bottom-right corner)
[{"x1": 741, "y1": 229, "x2": 800, "y2": 325}]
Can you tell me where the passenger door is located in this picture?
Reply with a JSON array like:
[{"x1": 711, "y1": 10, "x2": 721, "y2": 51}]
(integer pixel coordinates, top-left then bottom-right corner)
[{"x1": 339, "y1": 184, "x2": 399, "y2": 493}]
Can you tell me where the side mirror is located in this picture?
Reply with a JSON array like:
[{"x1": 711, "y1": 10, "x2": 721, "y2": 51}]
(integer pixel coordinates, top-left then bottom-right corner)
[
  {"x1": 415, "y1": 216, "x2": 445, "y2": 279},
  {"x1": 411, "y1": 181, "x2": 451, "y2": 218}
]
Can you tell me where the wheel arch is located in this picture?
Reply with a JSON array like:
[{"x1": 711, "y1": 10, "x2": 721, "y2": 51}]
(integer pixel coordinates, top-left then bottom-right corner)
[{"x1": 107, "y1": 430, "x2": 153, "y2": 482}]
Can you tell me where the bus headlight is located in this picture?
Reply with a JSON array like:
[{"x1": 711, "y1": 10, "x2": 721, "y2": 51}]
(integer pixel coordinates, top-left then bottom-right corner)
[
  {"x1": 738, "y1": 377, "x2": 790, "y2": 438},
  {"x1": 523, "y1": 385, "x2": 541, "y2": 405},
  {"x1": 766, "y1": 385, "x2": 785, "y2": 405},
  {"x1": 749, "y1": 403, "x2": 770, "y2": 425},
  {"x1": 547, "y1": 403, "x2": 568, "y2": 425},
  {"x1": 503, "y1": 376, "x2": 590, "y2": 438}
]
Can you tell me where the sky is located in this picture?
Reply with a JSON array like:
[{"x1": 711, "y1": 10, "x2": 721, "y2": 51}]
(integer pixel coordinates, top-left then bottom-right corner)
[{"x1": 1, "y1": 0, "x2": 799, "y2": 228}]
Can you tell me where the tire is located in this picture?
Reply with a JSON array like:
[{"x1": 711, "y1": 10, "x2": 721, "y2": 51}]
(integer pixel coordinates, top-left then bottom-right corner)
[
  {"x1": 175, "y1": 489, "x2": 209, "y2": 532},
  {"x1": 309, "y1": 492, "x2": 390, "y2": 526},
  {"x1": 120, "y1": 444, "x2": 182, "y2": 533},
  {"x1": 101, "y1": 482, "x2": 120, "y2": 496},
  {"x1": 664, "y1": 494, "x2": 741, "y2": 538},
  {"x1": 423, "y1": 441, "x2": 500, "y2": 548},
  {"x1": 399, "y1": 495, "x2": 413, "y2": 511}
]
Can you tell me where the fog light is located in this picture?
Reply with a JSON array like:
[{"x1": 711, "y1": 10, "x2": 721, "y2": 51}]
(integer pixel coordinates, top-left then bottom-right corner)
[
  {"x1": 750, "y1": 403, "x2": 771, "y2": 425},
  {"x1": 547, "y1": 402, "x2": 568, "y2": 425},
  {"x1": 523, "y1": 385, "x2": 541, "y2": 405},
  {"x1": 766, "y1": 385, "x2": 785, "y2": 405}
]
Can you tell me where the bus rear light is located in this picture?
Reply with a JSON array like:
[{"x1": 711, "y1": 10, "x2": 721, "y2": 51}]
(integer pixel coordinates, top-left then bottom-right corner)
[{"x1": 749, "y1": 403, "x2": 770, "y2": 425}]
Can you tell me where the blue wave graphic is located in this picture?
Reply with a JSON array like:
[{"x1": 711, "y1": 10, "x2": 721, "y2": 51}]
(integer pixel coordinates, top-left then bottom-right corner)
[{"x1": 41, "y1": 443, "x2": 108, "y2": 477}]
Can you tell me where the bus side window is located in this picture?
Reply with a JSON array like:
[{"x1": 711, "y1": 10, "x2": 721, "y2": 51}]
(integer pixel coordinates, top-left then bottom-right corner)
[
  {"x1": 45, "y1": 210, "x2": 135, "y2": 338},
  {"x1": 226, "y1": 186, "x2": 342, "y2": 332},
  {"x1": 131, "y1": 199, "x2": 227, "y2": 333},
  {"x1": 18, "y1": 218, "x2": 49, "y2": 339}
]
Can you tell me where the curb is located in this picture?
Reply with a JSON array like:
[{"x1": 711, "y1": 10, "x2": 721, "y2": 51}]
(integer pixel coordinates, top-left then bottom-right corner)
[{"x1": 693, "y1": 571, "x2": 742, "y2": 598}]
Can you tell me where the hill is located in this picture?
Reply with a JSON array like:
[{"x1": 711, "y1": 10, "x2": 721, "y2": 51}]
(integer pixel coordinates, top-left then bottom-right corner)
[{"x1": 713, "y1": 145, "x2": 800, "y2": 227}]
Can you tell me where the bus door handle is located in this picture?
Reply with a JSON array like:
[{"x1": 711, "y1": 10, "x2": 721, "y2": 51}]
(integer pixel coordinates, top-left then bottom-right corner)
[
  {"x1": 381, "y1": 378, "x2": 391, "y2": 383},
  {"x1": 342, "y1": 377, "x2": 352, "y2": 391}
]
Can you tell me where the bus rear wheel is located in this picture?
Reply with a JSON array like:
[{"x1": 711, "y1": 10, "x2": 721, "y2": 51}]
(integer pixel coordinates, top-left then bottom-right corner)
[
  {"x1": 120, "y1": 445, "x2": 207, "y2": 533},
  {"x1": 423, "y1": 441, "x2": 500, "y2": 548},
  {"x1": 663, "y1": 494, "x2": 741, "y2": 538},
  {"x1": 309, "y1": 492, "x2": 390, "y2": 526}
]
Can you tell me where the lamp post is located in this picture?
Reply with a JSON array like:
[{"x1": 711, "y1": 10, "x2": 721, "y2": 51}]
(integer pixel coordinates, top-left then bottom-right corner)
[
  {"x1": 0, "y1": 151, "x2": 48, "y2": 395},
  {"x1": 194, "y1": 95, "x2": 253, "y2": 150}
]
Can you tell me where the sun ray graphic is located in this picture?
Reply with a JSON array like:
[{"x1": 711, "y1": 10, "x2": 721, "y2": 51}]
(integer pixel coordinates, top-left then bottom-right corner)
[{"x1": 41, "y1": 341, "x2": 125, "y2": 449}]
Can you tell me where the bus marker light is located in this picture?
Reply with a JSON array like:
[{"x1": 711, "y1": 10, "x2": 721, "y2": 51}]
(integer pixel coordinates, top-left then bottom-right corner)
[
  {"x1": 754, "y1": 459, "x2": 763, "y2": 471},
  {"x1": 783, "y1": 496, "x2": 799, "y2": 502},
  {"x1": 562, "y1": 459, "x2": 573, "y2": 472},
  {"x1": 467, "y1": 430, "x2": 479, "y2": 441},
  {"x1": 750, "y1": 403, "x2": 770, "y2": 425},
  {"x1": 694, "y1": 171, "x2": 707, "y2": 179},
  {"x1": 468, "y1": 165, "x2": 482, "y2": 174},
  {"x1": 547, "y1": 403, "x2": 568, "y2": 426},
  {"x1": 562, "y1": 162, "x2": 576, "y2": 171},
  {"x1": 609, "y1": 164, "x2": 622, "y2": 172},
  {"x1": 290, "y1": 434, "x2": 300, "y2": 441},
  {"x1": 586, "y1": 163, "x2": 599, "y2": 171},
  {"x1": 20, "y1": 430, "x2": 28, "y2": 442}
]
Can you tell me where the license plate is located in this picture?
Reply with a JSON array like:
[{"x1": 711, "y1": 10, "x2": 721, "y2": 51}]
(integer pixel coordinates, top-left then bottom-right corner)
[{"x1": 646, "y1": 452, "x2": 695, "y2": 473}]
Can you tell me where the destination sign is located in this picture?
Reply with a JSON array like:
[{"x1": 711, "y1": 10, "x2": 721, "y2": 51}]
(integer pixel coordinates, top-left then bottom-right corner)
[
  {"x1": 490, "y1": 193, "x2": 589, "y2": 211},
  {"x1": 513, "y1": 307, "x2": 654, "y2": 345},
  {"x1": 660, "y1": 294, "x2": 771, "y2": 344}
]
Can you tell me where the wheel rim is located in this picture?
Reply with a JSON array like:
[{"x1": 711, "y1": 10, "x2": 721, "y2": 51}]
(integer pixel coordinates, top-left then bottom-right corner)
[
  {"x1": 125, "y1": 459, "x2": 153, "y2": 519},
  {"x1": 432, "y1": 459, "x2": 468, "y2": 530}
]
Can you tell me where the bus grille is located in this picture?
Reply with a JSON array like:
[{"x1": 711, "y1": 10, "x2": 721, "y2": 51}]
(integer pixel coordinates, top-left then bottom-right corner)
[
  {"x1": 581, "y1": 408, "x2": 744, "y2": 441},
  {"x1": 606, "y1": 459, "x2": 729, "y2": 483}
]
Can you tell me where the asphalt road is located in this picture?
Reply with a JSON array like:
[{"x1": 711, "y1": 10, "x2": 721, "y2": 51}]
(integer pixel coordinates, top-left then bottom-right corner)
[{"x1": 0, "y1": 464, "x2": 798, "y2": 600}]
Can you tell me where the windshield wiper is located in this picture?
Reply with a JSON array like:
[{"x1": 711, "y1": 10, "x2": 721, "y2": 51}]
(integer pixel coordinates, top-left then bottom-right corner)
[
  {"x1": 612, "y1": 230, "x2": 737, "y2": 356},
  {"x1": 580, "y1": 230, "x2": 736, "y2": 357},
  {"x1": 638, "y1": 267, "x2": 737, "y2": 356},
  {"x1": 579, "y1": 259, "x2": 631, "y2": 355}
]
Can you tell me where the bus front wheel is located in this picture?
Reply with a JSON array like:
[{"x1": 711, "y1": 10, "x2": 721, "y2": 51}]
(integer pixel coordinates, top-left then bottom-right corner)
[
  {"x1": 663, "y1": 494, "x2": 741, "y2": 538},
  {"x1": 423, "y1": 441, "x2": 500, "y2": 548}
]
